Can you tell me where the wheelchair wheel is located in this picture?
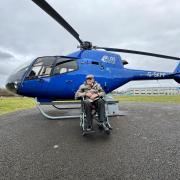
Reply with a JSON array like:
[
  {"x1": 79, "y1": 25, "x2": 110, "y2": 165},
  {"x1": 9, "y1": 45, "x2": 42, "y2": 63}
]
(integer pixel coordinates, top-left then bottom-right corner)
[
  {"x1": 98, "y1": 125, "x2": 104, "y2": 130},
  {"x1": 102, "y1": 122, "x2": 111, "y2": 135},
  {"x1": 81, "y1": 122, "x2": 86, "y2": 136},
  {"x1": 96, "y1": 120, "x2": 111, "y2": 134},
  {"x1": 105, "y1": 128, "x2": 110, "y2": 135},
  {"x1": 82, "y1": 130, "x2": 86, "y2": 136}
]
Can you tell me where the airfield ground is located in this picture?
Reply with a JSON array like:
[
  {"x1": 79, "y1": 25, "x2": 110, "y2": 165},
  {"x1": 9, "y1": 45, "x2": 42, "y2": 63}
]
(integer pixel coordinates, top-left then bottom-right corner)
[
  {"x1": 0, "y1": 101, "x2": 180, "y2": 180},
  {"x1": 0, "y1": 95, "x2": 180, "y2": 115}
]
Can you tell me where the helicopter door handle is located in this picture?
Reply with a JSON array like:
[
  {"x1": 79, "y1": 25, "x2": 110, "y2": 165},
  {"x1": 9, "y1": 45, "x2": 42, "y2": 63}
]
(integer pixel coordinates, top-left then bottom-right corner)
[{"x1": 65, "y1": 80, "x2": 73, "y2": 84}]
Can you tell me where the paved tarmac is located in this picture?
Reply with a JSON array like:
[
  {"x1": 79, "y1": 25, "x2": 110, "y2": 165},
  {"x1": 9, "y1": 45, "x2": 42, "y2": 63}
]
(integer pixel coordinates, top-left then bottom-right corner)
[{"x1": 0, "y1": 102, "x2": 180, "y2": 180}]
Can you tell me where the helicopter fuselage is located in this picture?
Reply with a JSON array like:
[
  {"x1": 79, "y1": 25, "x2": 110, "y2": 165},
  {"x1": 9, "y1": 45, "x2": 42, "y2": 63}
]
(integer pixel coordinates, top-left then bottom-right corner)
[{"x1": 6, "y1": 50, "x2": 180, "y2": 102}]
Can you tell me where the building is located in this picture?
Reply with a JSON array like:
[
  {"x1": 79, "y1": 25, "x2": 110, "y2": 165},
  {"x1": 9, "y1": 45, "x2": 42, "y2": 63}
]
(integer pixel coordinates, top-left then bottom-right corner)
[{"x1": 113, "y1": 87, "x2": 180, "y2": 96}]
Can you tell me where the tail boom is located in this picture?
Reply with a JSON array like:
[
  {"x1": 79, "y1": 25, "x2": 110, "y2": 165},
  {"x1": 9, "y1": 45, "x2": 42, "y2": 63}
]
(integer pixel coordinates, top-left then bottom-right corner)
[{"x1": 126, "y1": 62, "x2": 180, "y2": 84}]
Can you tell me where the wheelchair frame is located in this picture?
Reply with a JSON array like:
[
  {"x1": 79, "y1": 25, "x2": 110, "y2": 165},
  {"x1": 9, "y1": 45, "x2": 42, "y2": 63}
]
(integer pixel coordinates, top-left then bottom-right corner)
[{"x1": 80, "y1": 97, "x2": 112, "y2": 135}]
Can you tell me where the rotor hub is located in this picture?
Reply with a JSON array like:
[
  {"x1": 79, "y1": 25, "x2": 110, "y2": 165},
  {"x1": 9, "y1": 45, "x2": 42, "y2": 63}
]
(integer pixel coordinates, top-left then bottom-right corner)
[{"x1": 79, "y1": 41, "x2": 93, "y2": 50}]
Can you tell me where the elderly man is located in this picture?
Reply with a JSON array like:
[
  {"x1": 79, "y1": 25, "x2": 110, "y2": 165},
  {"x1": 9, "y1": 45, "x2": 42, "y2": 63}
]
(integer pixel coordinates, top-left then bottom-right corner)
[{"x1": 75, "y1": 74, "x2": 107, "y2": 131}]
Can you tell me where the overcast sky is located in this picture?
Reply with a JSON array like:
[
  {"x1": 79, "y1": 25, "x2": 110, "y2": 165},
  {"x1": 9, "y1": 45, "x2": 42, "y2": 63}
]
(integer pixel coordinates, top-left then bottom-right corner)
[{"x1": 0, "y1": 0, "x2": 180, "y2": 90}]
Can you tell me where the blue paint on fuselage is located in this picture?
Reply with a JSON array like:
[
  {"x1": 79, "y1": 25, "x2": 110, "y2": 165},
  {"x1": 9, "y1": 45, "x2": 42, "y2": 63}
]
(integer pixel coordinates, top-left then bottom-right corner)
[
  {"x1": 18, "y1": 50, "x2": 129, "y2": 99},
  {"x1": 9, "y1": 49, "x2": 180, "y2": 101}
]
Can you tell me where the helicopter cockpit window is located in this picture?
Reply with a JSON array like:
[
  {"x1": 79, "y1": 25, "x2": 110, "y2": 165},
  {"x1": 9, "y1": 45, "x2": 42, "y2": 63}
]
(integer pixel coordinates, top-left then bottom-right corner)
[
  {"x1": 53, "y1": 60, "x2": 78, "y2": 75},
  {"x1": 26, "y1": 57, "x2": 56, "y2": 79}
]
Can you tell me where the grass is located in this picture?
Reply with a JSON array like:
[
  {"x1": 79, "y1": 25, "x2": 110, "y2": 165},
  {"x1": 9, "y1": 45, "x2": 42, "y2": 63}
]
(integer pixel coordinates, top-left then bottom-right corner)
[
  {"x1": 0, "y1": 96, "x2": 180, "y2": 116},
  {"x1": 114, "y1": 95, "x2": 180, "y2": 104},
  {"x1": 0, "y1": 97, "x2": 36, "y2": 116}
]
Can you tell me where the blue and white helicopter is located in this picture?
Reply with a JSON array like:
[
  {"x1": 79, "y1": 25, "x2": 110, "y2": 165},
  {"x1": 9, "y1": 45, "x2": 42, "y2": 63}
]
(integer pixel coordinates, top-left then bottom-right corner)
[{"x1": 6, "y1": 0, "x2": 180, "y2": 105}]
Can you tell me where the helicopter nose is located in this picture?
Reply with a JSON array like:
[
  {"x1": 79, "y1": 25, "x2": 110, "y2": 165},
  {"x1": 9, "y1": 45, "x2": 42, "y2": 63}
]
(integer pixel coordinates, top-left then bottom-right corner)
[
  {"x1": 6, "y1": 62, "x2": 30, "y2": 94},
  {"x1": 6, "y1": 74, "x2": 21, "y2": 94}
]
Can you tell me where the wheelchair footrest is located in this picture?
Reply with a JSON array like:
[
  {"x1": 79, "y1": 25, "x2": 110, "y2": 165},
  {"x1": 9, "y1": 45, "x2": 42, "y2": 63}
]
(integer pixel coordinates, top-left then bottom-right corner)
[{"x1": 82, "y1": 129, "x2": 95, "y2": 135}]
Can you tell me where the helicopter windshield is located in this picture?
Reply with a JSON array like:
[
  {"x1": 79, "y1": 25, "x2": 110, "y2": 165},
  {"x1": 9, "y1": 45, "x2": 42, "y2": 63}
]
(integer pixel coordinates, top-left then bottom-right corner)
[
  {"x1": 14, "y1": 59, "x2": 33, "y2": 72},
  {"x1": 26, "y1": 56, "x2": 78, "y2": 79},
  {"x1": 7, "y1": 59, "x2": 33, "y2": 84}
]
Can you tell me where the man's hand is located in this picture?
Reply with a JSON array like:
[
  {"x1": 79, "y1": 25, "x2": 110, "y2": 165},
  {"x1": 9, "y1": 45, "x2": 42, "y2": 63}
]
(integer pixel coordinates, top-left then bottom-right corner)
[
  {"x1": 90, "y1": 93, "x2": 99, "y2": 100},
  {"x1": 85, "y1": 92, "x2": 93, "y2": 98}
]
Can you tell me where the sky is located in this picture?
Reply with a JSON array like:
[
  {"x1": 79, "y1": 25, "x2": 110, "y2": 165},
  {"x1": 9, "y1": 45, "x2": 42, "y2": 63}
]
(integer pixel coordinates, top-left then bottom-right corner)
[{"x1": 0, "y1": 0, "x2": 180, "y2": 90}]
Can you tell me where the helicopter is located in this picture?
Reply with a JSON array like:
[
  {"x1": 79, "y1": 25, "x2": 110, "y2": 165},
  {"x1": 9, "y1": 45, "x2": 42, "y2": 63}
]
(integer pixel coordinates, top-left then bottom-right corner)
[{"x1": 6, "y1": 0, "x2": 180, "y2": 104}]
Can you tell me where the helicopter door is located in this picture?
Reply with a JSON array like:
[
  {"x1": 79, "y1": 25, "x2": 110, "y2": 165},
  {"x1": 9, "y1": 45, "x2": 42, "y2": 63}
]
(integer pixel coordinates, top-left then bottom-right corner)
[
  {"x1": 52, "y1": 59, "x2": 78, "y2": 98},
  {"x1": 24, "y1": 57, "x2": 55, "y2": 96}
]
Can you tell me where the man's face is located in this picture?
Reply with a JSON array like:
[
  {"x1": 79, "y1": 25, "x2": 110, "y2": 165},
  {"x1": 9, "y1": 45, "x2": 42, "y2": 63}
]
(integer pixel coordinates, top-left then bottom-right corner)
[{"x1": 86, "y1": 78, "x2": 94, "y2": 86}]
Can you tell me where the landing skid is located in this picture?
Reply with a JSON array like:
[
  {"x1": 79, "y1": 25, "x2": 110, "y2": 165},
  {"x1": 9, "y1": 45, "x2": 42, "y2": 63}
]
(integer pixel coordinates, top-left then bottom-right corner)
[
  {"x1": 36, "y1": 99, "x2": 81, "y2": 120},
  {"x1": 35, "y1": 96, "x2": 126, "y2": 120}
]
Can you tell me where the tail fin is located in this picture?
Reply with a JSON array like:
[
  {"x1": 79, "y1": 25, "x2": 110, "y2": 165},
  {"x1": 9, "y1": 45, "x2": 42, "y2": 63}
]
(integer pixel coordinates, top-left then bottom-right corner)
[{"x1": 174, "y1": 62, "x2": 180, "y2": 84}]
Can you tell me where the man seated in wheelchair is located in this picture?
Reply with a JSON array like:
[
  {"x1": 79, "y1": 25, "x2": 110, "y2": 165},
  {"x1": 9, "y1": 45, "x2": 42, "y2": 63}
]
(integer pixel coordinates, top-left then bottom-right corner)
[{"x1": 75, "y1": 74, "x2": 111, "y2": 132}]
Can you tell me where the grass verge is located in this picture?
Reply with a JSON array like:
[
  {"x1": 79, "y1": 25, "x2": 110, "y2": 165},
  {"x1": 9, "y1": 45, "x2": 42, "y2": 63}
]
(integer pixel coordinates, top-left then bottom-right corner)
[
  {"x1": 0, "y1": 97, "x2": 36, "y2": 116},
  {"x1": 0, "y1": 96, "x2": 180, "y2": 116}
]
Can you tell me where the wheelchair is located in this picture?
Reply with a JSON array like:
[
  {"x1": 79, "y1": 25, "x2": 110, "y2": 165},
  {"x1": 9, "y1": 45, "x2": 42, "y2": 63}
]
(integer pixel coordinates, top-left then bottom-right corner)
[{"x1": 80, "y1": 97, "x2": 112, "y2": 136}]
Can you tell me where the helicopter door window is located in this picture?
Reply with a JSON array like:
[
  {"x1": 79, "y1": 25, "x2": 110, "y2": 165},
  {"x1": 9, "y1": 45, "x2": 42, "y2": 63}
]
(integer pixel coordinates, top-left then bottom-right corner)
[
  {"x1": 29, "y1": 66, "x2": 42, "y2": 78},
  {"x1": 26, "y1": 56, "x2": 56, "y2": 79},
  {"x1": 28, "y1": 65, "x2": 52, "y2": 79},
  {"x1": 39, "y1": 66, "x2": 52, "y2": 77},
  {"x1": 68, "y1": 68, "x2": 74, "y2": 72},
  {"x1": 60, "y1": 68, "x2": 67, "y2": 74},
  {"x1": 53, "y1": 60, "x2": 78, "y2": 75}
]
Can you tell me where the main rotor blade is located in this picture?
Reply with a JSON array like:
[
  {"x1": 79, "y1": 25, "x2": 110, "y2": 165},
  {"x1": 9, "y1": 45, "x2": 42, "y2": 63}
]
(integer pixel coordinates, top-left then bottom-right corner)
[
  {"x1": 96, "y1": 47, "x2": 180, "y2": 61},
  {"x1": 32, "y1": 0, "x2": 82, "y2": 44}
]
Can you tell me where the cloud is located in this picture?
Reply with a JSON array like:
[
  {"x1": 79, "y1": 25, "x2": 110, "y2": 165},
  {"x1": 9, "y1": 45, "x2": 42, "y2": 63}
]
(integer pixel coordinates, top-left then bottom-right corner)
[
  {"x1": 0, "y1": 75, "x2": 8, "y2": 88},
  {"x1": 0, "y1": 46, "x2": 33, "y2": 78},
  {"x1": 0, "y1": 51, "x2": 13, "y2": 59}
]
